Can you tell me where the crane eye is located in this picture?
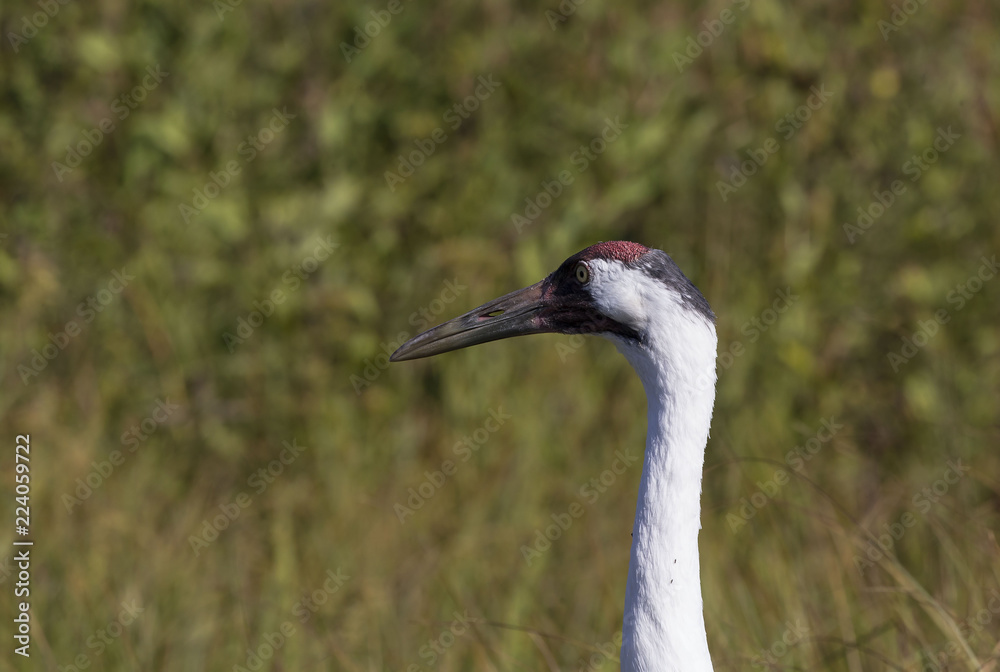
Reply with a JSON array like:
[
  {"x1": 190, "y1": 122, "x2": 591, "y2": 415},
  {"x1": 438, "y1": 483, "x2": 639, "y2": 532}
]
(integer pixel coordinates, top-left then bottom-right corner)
[{"x1": 575, "y1": 263, "x2": 590, "y2": 284}]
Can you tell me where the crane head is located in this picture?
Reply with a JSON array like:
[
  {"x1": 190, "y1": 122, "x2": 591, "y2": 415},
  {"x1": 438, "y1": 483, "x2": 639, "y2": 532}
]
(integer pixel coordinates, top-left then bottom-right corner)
[{"x1": 390, "y1": 241, "x2": 714, "y2": 362}]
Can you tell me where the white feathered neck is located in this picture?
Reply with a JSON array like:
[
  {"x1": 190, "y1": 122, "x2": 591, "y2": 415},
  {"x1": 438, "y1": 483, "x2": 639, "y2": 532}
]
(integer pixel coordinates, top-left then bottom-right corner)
[{"x1": 589, "y1": 258, "x2": 718, "y2": 672}]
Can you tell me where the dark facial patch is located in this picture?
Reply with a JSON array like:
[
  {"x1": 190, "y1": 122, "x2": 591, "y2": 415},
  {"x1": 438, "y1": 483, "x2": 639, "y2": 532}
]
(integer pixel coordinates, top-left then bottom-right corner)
[{"x1": 536, "y1": 251, "x2": 642, "y2": 342}]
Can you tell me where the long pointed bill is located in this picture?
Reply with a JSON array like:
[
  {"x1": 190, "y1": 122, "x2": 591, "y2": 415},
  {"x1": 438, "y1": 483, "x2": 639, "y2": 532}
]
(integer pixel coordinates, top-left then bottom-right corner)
[{"x1": 390, "y1": 281, "x2": 552, "y2": 362}]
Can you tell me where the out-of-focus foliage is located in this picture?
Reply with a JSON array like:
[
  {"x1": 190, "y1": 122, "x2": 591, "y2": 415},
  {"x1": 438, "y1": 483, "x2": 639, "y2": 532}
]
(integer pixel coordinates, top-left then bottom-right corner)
[{"x1": 1, "y1": 0, "x2": 998, "y2": 669}]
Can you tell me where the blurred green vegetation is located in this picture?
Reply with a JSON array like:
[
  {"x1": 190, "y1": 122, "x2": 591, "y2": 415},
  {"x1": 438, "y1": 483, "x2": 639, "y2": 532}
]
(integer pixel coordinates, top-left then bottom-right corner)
[{"x1": 1, "y1": 0, "x2": 999, "y2": 670}]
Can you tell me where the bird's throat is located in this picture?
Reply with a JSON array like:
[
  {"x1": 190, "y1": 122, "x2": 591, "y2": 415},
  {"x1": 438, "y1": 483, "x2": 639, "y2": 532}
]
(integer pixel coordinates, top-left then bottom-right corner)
[{"x1": 614, "y1": 327, "x2": 717, "y2": 672}]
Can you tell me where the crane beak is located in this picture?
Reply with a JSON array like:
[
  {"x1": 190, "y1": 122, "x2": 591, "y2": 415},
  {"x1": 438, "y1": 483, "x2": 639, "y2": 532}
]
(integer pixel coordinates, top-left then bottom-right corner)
[{"x1": 390, "y1": 281, "x2": 553, "y2": 362}]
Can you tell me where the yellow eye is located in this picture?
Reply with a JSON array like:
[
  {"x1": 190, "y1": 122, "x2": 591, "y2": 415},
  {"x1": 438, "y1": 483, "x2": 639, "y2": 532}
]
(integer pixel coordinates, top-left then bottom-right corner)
[{"x1": 575, "y1": 263, "x2": 590, "y2": 284}]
